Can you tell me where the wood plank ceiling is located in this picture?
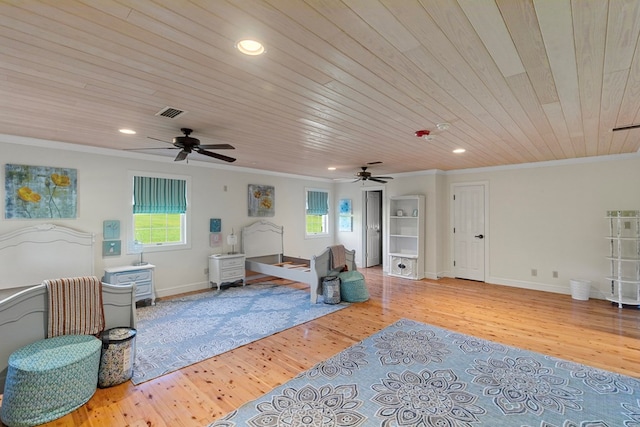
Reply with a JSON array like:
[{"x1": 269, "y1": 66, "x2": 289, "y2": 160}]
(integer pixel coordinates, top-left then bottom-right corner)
[{"x1": 1, "y1": 0, "x2": 639, "y2": 180}]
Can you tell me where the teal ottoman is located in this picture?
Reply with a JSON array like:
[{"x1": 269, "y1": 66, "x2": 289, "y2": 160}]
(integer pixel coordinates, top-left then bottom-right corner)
[
  {"x1": 338, "y1": 270, "x2": 369, "y2": 302},
  {"x1": 1, "y1": 335, "x2": 102, "y2": 427}
]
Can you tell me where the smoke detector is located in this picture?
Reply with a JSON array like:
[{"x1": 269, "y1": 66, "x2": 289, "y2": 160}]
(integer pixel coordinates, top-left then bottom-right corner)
[{"x1": 415, "y1": 130, "x2": 434, "y2": 141}]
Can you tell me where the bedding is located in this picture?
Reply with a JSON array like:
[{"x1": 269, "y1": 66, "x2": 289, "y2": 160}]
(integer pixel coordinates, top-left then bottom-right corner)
[
  {"x1": 241, "y1": 220, "x2": 357, "y2": 303},
  {"x1": 0, "y1": 224, "x2": 136, "y2": 392}
]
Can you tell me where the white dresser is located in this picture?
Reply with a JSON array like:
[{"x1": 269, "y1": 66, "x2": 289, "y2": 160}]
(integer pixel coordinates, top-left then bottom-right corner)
[
  {"x1": 209, "y1": 253, "x2": 245, "y2": 290},
  {"x1": 103, "y1": 264, "x2": 155, "y2": 305}
]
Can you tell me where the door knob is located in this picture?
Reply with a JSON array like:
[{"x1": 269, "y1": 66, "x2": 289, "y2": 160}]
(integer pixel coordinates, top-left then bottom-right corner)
[{"x1": 474, "y1": 234, "x2": 484, "y2": 239}]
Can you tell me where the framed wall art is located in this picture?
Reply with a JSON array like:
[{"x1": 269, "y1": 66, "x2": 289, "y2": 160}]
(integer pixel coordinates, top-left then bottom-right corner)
[
  {"x1": 339, "y1": 198, "x2": 352, "y2": 214},
  {"x1": 210, "y1": 233, "x2": 222, "y2": 248},
  {"x1": 102, "y1": 240, "x2": 121, "y2": 257},
  {"x1": 339, "y1": 198, "x2": 353, "y2": 232},
  {"x1": 5, "y1": 164, "x2": 78, "y2": 219},
  {"x1": 103, "y1": 220, "x2": 120, "y2": 240},
  {"x1": 210, "y1": 218, "x2": 221, "y2": 233},
  {"x1": 248, "y1": 184, "x2": 275, "y2": 217}
]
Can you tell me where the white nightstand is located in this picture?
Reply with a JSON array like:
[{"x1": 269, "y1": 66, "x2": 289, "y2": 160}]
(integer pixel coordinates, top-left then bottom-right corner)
[
  {"x1": 103, "y1": 264, "x2": 155, "y2": 305},
  {"x1": 209, "y1": 253, "x2": 245, "y2": 290}
]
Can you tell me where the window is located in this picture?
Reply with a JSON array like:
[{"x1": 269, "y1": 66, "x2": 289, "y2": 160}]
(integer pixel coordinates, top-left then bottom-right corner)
[
  {"x1": 131, "y1": 172, "x2": 190, "y2": 250},
  {"x1": 306, "y1": 188, "x2": 329, "y2": 237}
]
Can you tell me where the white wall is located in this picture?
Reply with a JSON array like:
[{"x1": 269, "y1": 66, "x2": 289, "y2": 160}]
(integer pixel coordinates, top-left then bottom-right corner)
[
  {"x1": 336, "y1": 153, "x2": 640, "y2": 300},
  {"x1": 1, "y1": 136, "x2": 334, "y2": 297},
  {"x1": 4, "y1": 134, "x2": 640, "y2": 301},
  {"x1": 444, "y1": 155, "x2": 640, "y2": 298}
]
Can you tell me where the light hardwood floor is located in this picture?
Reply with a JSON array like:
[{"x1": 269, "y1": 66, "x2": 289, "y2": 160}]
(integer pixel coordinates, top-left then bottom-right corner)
[{"x1": 2, "y1": 267, "x2": 639, "y2": 426}]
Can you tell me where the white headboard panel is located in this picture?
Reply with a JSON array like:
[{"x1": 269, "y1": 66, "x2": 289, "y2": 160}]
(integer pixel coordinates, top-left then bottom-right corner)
[
  {"x1": 242, "y1": 220, "x2": 284, "y2": 258},
  {"x1": 0, "y1": 224, "x2": 95, "y2": 290}
]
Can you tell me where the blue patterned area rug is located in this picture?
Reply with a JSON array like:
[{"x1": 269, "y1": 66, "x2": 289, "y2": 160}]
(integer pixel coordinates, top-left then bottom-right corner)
[
  {"x1": 209, "y1": 318, "x2": 640, "y2": 426},
  {"x1": 132, "y1": 283, "x2": 347, "y2": 384}
]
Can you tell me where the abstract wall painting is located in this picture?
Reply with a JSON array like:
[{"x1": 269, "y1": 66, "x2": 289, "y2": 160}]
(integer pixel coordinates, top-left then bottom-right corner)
[
  {"x1": 248, "y1": 184, "x2": 275, "y2": 217},
  {"x1": 339, "y1": 198, "x2": 353, "y2": 232},
  {"x1": 5, "y1": 164, "x2": 78, "y2": 219}
]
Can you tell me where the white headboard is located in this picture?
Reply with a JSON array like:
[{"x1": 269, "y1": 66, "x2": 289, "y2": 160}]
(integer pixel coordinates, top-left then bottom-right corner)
[
  {"x1": 242, "y1": 220, "x2": 284, "y2": 258},
  {"x1": 0, "y1": 224, "x2": 95, "y2": 290}
]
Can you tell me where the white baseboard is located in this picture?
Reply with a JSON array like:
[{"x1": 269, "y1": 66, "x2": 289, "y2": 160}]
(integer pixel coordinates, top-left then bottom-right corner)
[
  {"x1": 434, "y1": 272, "x2": 604, "y2": 301},
  {"x1": 155, "y1": 280, "x2": 210, "y2": 298},
  {"x1": 487, "y1": 276, "x2": 567, "y2": 295}
]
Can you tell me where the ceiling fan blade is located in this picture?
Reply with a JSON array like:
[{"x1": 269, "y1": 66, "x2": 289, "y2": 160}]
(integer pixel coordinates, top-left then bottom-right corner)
[
  {"x1": 612, "y1": 124, "x2": 640, "y2": 132},
  {"x1": 195, "y1": 148, "x2": 236, "y2": 163},
  {"x1": 147, "y1": 136, "x2": 173, "y2": 144},
  {"x1": 197, "y1": 144, "x2": 235, "y2": 150},
  {"x1": 124, "y1": 147, "x2": 177, "y2": 151},
  {"x1": 174, "y1": 150, "x2": 188, "y2": 161},
  {"x1": 369, "y1": 178, "x2": 388, "y2": 183},
  {"x1": 373, "y1": 176, "x2": 393, "y2": 179}
]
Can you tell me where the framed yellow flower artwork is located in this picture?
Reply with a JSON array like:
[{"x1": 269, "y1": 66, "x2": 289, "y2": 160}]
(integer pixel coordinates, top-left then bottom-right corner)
[
  {"x1": 5, "y1": 164, "x2": 78, "y2": 219},
  {"x1": 248, "y1": 184, "x2": 275, "y2": 217}
]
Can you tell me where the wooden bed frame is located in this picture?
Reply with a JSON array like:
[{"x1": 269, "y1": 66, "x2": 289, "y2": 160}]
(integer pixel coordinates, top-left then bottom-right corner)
[
  {"x1": 241, "y1": 220, "x2": 356, "y2": 303},
  {"x1": 0, "y1": 224, "x2": 136, "y2": 392}
]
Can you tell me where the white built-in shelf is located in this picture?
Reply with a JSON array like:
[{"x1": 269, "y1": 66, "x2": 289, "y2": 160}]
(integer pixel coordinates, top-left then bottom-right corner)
[
  {"x1": 388, "y1": 195, "x2": 425, "y2": 279},
  {"x1": 606, "y1": 210, "x2": 640, "y2": 308}
]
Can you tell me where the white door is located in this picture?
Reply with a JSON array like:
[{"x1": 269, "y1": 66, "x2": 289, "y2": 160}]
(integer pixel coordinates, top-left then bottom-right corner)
[
  {"x1": 366, "y1": 191, "x2": 381, "y2": 267},
  {"x1": 453, "y1": 184, "x2": 485, "y2": 281}
]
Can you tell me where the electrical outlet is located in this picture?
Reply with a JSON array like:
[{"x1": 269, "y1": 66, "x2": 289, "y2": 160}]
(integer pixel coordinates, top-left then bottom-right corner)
[
  {"x1": 204, "y1": 267, "x2": 209, "y2": 275},
  {"x1": 531, "y1": 269, "x2": 537, "y2": 277},
  {"x1": 552, "y1": 271, "x2": 558, "y2": 278}
]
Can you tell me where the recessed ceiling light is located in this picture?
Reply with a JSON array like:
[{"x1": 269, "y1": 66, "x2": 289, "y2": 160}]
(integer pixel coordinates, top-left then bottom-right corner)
[
  {"x1": 236, "y1": 39, "x2": 265, "y2": 56},
  {"x1": 453, "y1": 148, "x2": 466, "y2": 154},
  {"x1": 436, "y1": 122, "x2": 451, "y2": 131},
  {"x1": 119, "y1": 128, "x2": 136, "y2": 135},
  {"x1": 327, "y1": 167, "x2": 336, "y2": 171}
]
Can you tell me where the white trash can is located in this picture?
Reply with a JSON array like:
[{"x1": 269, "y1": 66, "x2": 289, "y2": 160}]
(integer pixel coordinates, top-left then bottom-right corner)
[{"x1": 570, "y1": 279, "x2": 591, "y2": 301}]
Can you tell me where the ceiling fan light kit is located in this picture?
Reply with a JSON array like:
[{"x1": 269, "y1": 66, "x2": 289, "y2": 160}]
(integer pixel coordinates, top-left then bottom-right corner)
[
  {"x1": 353, "y1": 166, "x2": 393, "y2": 184},
  {"x1": 128, "y1": 128, "x2": 237, "y2": 163}
]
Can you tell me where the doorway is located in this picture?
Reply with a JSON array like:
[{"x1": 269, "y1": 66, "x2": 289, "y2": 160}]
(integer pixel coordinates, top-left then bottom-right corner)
[
  {"x1": 363, "y1": 189, "x2": 383, "y2": 267},
  {"x1": 452, "y1": 182, "x2": 488, "y2": 281}
]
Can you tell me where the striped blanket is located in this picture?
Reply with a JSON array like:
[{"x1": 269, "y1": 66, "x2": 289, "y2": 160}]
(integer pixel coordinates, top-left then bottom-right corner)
[{"x1": 44, "y1": 276, "x2": 105, "y2": 338}]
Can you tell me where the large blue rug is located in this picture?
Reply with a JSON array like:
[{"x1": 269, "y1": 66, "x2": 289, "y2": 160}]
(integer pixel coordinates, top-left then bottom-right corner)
[
  {"x1": 208, "y1": 318, "x2": 640, "y2": 426},
  {"x1": 132, "y1": 283, "x2": 347, "y2": 384}
]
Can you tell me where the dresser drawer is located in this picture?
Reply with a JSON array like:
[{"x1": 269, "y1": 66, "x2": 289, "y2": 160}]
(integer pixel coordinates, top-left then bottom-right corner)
[
  {"x1": 135, "y1": 281, "x2": 152, "y2": 297},
  {"x1": 220, "y1": 257, "x2": 245, "y2": 269},
  {"x1": 103, "y1": 265, "x2": 155, "y2": 305},
  {"x1": 111, "y1": 270, "x2": 152, "y2": 285},
  {"x1": 220, "y1": 267, "x2": 244, "y2": 281},
  {"x1": 209, "y1": 254, "x2": 245, "y2": 289}
]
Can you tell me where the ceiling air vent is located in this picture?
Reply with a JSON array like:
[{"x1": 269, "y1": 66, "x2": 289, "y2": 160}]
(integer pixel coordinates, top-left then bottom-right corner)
[{"x1": 155, "y1": 106, "x2": 187, "y2": 119}]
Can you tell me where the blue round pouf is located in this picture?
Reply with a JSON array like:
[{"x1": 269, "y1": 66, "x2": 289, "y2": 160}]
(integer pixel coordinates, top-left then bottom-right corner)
[
  {"x1": 1, "y1": 335, "x2": 101, "y2": 427},
  {"x1": 338, "y1": 271, "x2": 369, "y2": 302}
]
